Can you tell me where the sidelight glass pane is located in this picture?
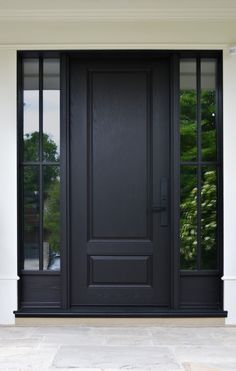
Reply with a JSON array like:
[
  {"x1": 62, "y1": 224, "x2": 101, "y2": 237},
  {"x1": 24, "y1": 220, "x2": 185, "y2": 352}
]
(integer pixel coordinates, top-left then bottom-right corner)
[
  {"x1": 23, "y1": 59, "x2": 39, "y2": 161},
  {"x1": 180, "y1": 166, "x2": 197, "y2": 269},
  {"x1": 43, "y1": 166, "x2": 60, "y2": 270},
  {"x1": 43, "y1": 59, "x2": 60, "y2": 161},
  {"x1": 180, "y1": 60, "x2": 197, "y2": 161},
  {"x1": 23, "y1": 166, "x2": 40, "y2": 270},
  {"x1": 201, "y1": 167, "x2": 217, "y2": 269},
  {"x1": 201, "y1": 60, "x2": 217, "y2": 161}
]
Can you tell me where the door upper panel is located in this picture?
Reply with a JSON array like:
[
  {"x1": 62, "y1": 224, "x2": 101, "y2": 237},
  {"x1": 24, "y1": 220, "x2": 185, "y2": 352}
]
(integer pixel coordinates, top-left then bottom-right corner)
[{"x1": 89, "y1": 70, "x2": 151, "y2": 240}]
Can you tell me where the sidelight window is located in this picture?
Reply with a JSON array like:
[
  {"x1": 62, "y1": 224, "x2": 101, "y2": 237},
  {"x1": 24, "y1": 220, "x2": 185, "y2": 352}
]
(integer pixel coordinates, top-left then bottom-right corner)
[
  {"x1": 20, "y1": 57, "x2": 60, "y2": 271},
  {"x1": 180, "y1": 57, "x2": 220, "y2": 270}
]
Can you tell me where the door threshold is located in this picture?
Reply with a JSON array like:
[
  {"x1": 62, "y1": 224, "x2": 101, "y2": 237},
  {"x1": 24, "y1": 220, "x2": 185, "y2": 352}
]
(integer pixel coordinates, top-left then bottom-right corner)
[
  {"x1": 15, "y1": 307, "x2": 227, "y2": 318},
  {"x1": 15, "y1": 308, "x2": 227, "y2": 326}
]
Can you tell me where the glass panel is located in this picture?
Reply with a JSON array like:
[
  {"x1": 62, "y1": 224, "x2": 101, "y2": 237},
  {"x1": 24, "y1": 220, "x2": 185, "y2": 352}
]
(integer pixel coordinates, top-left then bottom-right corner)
[
  {"x1": 43, "y1": 166, "x2": 60, "y2": 270},
  {"x1": 23, "y1": 59, "x2": 39, "y2": 161},
  {"x1": 180, "y1": 166, "x2": 197, "y2": 269},
  {"x1": 180, "y1": 60, "x2": 197, "y2": 161},
  {"x1": 201, "y1": 167, "x2": 217, "y2": 269},
  {"x1": 201, "y1": 60, "x2": 217, "y2": 161},
  {"x1": 23, "y1": 166, "x2": 40, "y2": 270},
  {"x1": 43, "y1": 59, "x2": 60, "y2": 161}
]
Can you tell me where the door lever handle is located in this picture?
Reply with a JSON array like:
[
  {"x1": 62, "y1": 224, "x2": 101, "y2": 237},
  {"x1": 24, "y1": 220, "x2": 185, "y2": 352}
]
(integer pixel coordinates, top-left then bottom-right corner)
[
  {"x1": 153, "y1": 177, "x2": 168, "y2": 226},
  {"x1": 152, "y1": 206, "x2": 166, "y2": 213}
]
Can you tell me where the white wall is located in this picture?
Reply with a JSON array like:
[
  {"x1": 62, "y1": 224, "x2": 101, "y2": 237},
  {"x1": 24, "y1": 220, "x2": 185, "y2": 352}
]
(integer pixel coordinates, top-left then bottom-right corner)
[
  {"x1": 223, "y1": 51, "x2": 236, "y2": 325},
  {"x1": 0, "y1": 6, "x2": 235, "y2": 323},
  {"x1": 0, "y1": 49, "x2": 18, "y2": 324}
]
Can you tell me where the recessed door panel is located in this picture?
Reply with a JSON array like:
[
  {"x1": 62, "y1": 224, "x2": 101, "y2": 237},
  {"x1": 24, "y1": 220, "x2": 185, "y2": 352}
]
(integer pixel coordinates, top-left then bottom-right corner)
[{"x1": 91, "y1": 71, "x2": 149, "y2": 239}]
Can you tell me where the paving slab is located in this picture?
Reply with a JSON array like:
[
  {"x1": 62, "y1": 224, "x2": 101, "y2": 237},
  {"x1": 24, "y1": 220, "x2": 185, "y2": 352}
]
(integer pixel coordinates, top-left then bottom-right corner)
[
  {"x1": 52, "y1": 345, "x2": 180, "y2": 370},
  {"x1": 0, "y1": 325, "x2": 235, "y2": 370}
]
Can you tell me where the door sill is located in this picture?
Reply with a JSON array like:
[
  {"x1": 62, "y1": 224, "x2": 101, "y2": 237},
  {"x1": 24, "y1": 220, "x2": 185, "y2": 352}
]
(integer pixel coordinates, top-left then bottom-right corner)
[{"x1": 14, "y1": 307, "x2": 227, "y2": 318}]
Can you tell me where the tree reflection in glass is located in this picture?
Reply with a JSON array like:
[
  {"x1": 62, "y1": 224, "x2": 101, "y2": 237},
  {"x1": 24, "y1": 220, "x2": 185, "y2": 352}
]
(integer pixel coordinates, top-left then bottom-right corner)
[
  {"x1": 180, "y1": 166, "x2": 197, "y2": 269},
  {"x1": 23, "y1": 166, "x2": 40, "y2": 270},
  {"x1": 180, "y1": 58, "x2": 218, "y2": 270},
  {"x1": 201, "y1": 167, "x2": 217, "y2": 269},
  {"x1": 43, "y1": 166, "x2": 60, "y2": 270}
]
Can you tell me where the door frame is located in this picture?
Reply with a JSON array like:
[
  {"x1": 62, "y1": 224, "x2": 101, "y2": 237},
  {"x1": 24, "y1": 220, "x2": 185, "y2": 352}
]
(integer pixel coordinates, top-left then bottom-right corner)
[{"x1": 17, "y1": 50, "x2": 224, "y2": 316}]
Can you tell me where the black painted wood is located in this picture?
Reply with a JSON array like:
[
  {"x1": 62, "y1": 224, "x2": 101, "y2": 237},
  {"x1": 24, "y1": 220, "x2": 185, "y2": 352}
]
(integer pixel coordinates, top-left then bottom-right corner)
[
  {"x1": 70, "y1": 57, "x2": 171, "y2": 307},
  {"x1": 14, "y1": 307, "x2": 227, "y2": 317},
  {"x1": 21, "y1": 273, "x2": 61, "y2": 308},
  {"x1": 17, "y1": 50, "x2": 223, "y2": 315},
  {"x1": 180, "y1": 273, "x2": 221, "y2": 309}
]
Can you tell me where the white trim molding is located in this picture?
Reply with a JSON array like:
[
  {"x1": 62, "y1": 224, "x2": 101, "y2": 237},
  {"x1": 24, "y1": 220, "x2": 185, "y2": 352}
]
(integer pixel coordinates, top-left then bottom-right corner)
[
  {"x1": 229, "y1": 46, "x2": 236, "y2": 55},
  {"x1": 222, "y1": 276, "x2": 236, "y2": 281},
  {"x1": 1, "y1": 8, "x2": 236, "y2": 22},
  {"x1": 0, "y1": 43, "x2": 229, "y2": 51}
]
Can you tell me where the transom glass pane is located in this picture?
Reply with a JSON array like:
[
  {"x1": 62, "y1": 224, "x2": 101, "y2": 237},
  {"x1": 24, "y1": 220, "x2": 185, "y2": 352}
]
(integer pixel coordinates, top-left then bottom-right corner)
[
  {"x1": 23, "y1": 59, "x2": 39, "y2": 161},
  {"x1": 180, "y1": 60, "x2": 197, "y2": 162},
  {"x1": 43, "y1": 59, "x2": 60, "y2": 161},
  {"x1": 201, "y1": 60, "x2": 217, "y2": 161}
]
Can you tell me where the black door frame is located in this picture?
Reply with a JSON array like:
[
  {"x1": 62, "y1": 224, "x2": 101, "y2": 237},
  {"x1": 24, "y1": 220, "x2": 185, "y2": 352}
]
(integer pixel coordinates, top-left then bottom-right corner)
[{"x1": 16, "y1": 50, "x2": 225, "y2": 317}]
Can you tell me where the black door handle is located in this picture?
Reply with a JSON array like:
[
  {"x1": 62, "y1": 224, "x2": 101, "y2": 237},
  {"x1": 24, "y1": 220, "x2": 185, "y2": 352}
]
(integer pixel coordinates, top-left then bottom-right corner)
[{"x1": 152, "y1": 177, "x2": 168, "y2": 227}]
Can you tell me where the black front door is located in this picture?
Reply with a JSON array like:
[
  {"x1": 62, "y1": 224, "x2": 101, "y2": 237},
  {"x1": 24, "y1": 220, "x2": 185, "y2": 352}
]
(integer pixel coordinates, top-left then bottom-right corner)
[{"x1": 69, "y1": 56, "x2": 171, "y2": 307}]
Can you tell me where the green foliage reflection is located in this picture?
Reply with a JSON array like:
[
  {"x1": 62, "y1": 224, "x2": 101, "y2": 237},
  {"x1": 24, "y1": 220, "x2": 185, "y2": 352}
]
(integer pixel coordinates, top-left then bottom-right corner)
[
  {"x1": 180, "y1": 89, "x2": 217, "y2": 269},
  {"x1": 44, "y1": 178, "x2": 60, "y2": 254},
  {"x1": 24, "y1": 133, "x2": 60, "y2": 260}
]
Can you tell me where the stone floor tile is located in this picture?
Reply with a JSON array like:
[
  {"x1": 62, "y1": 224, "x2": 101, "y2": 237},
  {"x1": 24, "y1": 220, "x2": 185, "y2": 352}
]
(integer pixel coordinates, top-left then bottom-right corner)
[
  {"x1": 183, "y1": 362, "x2": 221, "y2": 371},
  {"x1": 104, "y1": 335, "x2": 153, "y2": 346},
  {"x1": 86, "y1": 326, "x2": 150, "y2": 337},
  {"x1": 182, "y1": 361, "x2": 236, "y2": 371},
  {"x1": 48, "y1": 368, "x2": 101, "y2": 371},
  {"x1": 34, "y1": 326, "x2": 91, "y2": 336},
  {"x1": 0, "y1": 327, "x2": 36, "y2": 339},
  {"x1": 0, "y1": 338, "x2": 42, "y2": 348},
  {"x1": 52, "y1": 345, "x2": 180, "y2": 370},
  {"x1": 175, "y1": 345, "x2": 236, "y2": 365},
  {"x1": 0, "y1": 345, "x2": 58, "y2": 370},
  {"x1": 42, "y1": 333, "x2": 107, "y2": 346}
]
